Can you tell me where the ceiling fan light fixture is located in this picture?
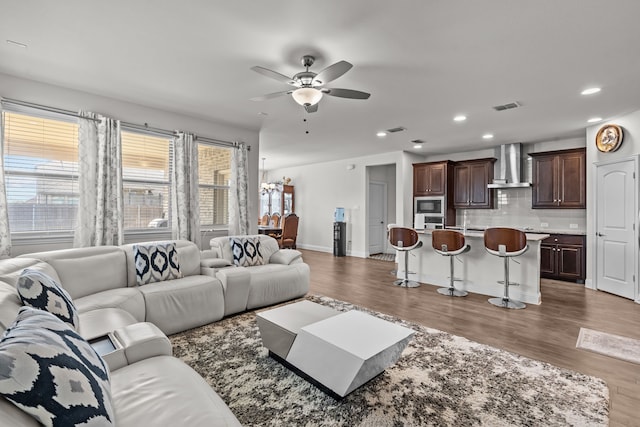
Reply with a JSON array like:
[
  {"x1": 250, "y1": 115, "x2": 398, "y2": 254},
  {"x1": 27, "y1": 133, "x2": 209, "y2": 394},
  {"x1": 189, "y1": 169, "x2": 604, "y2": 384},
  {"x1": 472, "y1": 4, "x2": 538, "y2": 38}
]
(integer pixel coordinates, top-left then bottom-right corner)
[{"x1": 292, "y1": 87, "x2": 323, "y2": 106}]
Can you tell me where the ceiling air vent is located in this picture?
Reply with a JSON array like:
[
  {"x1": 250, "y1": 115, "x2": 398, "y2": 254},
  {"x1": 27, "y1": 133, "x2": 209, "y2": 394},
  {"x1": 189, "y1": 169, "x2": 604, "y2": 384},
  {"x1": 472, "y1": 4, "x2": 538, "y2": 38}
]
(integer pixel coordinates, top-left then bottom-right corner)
[
  {"x1": 493, "y1": 101, "x2": 521, "y2": 111},
  {"x1": 386, "y1": 126, "x2": 406, "y2": 133},
  {"x1": 410, "y1": 139, "x2": 425, "y2": 144}
]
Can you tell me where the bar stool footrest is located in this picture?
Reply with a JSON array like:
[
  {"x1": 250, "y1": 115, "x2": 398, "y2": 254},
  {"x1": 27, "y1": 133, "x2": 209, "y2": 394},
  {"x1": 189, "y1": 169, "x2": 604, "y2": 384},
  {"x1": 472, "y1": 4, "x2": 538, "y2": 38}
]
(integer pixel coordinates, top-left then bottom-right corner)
[{"x1": 497, "y1": 280, "x2": 520, "y2": 286}]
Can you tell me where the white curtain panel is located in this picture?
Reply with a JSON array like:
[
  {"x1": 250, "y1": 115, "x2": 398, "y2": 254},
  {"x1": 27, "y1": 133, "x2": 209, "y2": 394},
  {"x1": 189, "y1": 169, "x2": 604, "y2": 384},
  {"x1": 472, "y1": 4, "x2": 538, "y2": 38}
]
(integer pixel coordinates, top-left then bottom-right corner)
[
  {"x1": 74, "y1": 112, "x2": 124, "y2": 247},
  {"x1": 0, "y1": 112, "x2": 11, "y2": 257},
  {"x1": 171, "y1": 132, "x2": 201, "y2": 247},
  {"x1": 229, "y1": 142, "x2": 249, "y2": 235}
]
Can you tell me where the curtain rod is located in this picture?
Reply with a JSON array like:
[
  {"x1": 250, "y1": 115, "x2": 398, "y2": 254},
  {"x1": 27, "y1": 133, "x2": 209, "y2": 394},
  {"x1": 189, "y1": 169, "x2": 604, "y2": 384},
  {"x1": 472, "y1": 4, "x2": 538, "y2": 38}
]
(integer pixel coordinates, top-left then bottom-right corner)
[{"x1": 0, "y1": 97, "x2": 245, "y2": 150}]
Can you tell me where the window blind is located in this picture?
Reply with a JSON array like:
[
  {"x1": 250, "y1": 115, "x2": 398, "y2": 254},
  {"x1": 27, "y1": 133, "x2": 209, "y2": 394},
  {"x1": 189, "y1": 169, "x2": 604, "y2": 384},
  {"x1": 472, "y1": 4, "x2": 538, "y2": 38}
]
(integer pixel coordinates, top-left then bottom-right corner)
[
  {"x1": 120, "y1": 131, "x2": 171, "y2": 229},
  {"x1": 2, "y1": 111, "x2": 79, "y2": 232}
]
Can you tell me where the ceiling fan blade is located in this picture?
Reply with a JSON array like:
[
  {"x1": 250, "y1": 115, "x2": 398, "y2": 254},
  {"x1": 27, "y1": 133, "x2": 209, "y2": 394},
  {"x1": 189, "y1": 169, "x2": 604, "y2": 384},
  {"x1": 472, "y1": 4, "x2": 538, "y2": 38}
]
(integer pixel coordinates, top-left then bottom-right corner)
[
  {"x1": 322, "y1": 88, "x2": 371, "y2": 100},
  {"x1": 312, "y1": 61, "x2": 352, "y2": 85},
  {"x1": 250, "y1": 66, "x2": 297, "y2": 86},
  {"x1": 250, "y1": 90, "x2": 292, "y2": 102},
  {"x1": 304, "y1": 103, "x2": 319, "y2": 113}
]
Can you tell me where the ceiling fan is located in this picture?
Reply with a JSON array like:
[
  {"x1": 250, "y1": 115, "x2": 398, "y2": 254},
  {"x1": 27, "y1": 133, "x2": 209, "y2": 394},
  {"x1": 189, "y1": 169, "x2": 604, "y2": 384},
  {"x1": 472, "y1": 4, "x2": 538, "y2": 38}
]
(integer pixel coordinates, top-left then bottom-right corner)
[{"x1": 250, "y1": 55, "x2": 370, "y2": 113}]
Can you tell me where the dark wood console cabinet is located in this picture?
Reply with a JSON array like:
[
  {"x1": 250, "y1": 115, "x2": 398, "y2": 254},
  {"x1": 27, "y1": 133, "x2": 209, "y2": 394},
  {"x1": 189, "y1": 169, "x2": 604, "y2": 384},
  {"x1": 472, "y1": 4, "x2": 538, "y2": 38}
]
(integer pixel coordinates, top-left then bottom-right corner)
[
  {"x1": 453, "y1": 158, "x2": 496, "y2": 209},
  {"x1": 530, "y1": 148, "x2": 586, "y2": 209},
  {"x1": 540, "y1": 234, "x2": 585, "y2": 283}
]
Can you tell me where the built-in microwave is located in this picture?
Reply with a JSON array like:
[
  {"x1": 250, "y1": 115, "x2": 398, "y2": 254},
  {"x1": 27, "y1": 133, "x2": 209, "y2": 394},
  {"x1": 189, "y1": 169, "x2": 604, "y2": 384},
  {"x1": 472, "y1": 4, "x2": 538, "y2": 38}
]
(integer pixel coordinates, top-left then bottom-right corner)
[{"x1": 414, "y1": 196, "x2": 445, "y2": 217}]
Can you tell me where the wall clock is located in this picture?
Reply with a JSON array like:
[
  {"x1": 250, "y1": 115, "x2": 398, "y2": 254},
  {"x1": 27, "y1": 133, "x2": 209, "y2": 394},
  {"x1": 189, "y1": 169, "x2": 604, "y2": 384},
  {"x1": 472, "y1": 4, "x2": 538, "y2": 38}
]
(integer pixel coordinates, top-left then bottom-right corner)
[{"x1": 595, "y1": 124, "x2": 624, "y2": 153}]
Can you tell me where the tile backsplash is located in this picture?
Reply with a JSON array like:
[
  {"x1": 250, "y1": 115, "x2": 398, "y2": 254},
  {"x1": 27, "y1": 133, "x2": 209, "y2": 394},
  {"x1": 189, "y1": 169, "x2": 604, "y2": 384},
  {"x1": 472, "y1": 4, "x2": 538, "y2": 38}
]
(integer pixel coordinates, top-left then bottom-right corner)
[{"x1": 456, "y1": 188, "x2": 586, "y2": 231}]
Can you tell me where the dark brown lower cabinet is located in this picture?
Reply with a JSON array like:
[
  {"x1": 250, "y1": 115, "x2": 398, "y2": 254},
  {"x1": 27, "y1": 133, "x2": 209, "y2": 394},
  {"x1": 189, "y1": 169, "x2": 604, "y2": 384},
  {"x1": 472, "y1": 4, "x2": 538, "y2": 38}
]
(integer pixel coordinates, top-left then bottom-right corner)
[{"x1": 540, "y1": 234, "x2": 585, "y2": 283}]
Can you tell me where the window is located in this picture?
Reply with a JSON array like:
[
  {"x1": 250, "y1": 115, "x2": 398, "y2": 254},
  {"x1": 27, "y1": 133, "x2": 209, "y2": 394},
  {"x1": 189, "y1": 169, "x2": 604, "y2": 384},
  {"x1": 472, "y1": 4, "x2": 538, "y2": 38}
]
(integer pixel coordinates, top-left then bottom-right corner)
[
  {"x1": 2, "y1": 111, "x2": 79, "y2": 233},
  {"x1": 2, "y1": 109, "x2": 233, "y2": 237},
  {"x1": 120, "y1": 131, "x2": 172, "y2": 230},
  {"x1": 198, "y1": 144, "x2": 231, "y2": 227}
]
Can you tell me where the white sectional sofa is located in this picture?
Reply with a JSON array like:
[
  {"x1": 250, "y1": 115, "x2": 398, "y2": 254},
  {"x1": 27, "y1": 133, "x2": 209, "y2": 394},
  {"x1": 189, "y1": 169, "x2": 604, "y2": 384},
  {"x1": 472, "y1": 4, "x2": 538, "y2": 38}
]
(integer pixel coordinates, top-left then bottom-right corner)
[
  {"x1": 207, "y1": 234, "x2": 310, "y2": 312},
  {"x1": 0, "y1": 237, "x2": 310, "y2": 426}
]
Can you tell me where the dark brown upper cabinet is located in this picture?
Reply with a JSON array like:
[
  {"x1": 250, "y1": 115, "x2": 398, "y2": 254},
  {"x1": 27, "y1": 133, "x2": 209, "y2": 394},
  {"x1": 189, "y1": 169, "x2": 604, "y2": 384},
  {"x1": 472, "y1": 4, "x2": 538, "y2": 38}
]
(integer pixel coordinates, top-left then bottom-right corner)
[
  {"x1": 413, "y1": 161, "x2": 453, "y2": 196},
  {"x1": 530, "y1": 148, "x2": 586, "y2": 209},
  {"x1": 453, "y1": 158, "x2": 496, "y2": 209}
]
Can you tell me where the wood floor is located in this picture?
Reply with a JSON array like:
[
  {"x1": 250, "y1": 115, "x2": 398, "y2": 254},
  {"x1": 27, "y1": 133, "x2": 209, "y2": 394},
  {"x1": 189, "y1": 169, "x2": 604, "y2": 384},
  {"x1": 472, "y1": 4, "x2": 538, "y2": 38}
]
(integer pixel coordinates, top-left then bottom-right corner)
[{"x1": 301, "y1": 249, "x2": 640, "y2": 426}]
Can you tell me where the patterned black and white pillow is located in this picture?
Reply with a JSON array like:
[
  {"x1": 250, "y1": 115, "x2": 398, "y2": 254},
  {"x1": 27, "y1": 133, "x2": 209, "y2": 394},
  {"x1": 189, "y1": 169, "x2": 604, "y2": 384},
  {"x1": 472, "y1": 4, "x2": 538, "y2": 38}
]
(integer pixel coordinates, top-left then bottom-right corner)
[
  {"x1": 17, "y1": 268, "x2": 79, "y2": 330},
  {"x1": 0, "y1": 307, "x2": 114, "y2": 427},
  {"x1": 134, "y1": 242, "x2": 182, "y2": 285},
  {"x1": 230, "y1": 237, "x2": 265, "y2": 267}
]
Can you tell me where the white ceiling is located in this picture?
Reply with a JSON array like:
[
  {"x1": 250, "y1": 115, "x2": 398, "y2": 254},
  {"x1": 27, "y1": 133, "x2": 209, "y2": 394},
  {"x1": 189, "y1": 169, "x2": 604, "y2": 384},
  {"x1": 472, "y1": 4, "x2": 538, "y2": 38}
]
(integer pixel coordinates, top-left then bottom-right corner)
[{"x1": 3, "y1": 1, "x2": 640, "y2": 169}]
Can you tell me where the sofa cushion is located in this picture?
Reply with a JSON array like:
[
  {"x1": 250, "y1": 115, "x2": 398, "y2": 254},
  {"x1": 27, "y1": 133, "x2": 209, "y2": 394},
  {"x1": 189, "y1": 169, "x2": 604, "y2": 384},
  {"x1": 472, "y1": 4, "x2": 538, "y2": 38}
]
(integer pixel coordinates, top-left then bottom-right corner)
[
  {"x1": 0, "y1": 259, "x2": 60, "y2": 288},
  {"x1": 137, "y1": 275, "x2": 225, "y2": 335},
  {"x1": 74, "y1": 288, "x2": 146, "y2": 324},
  {"x1": 110, "y1": 355, "x2": 240, "y2": 426},
  {"x1": 230, "y1": 237, "x2": 265, "y2": 267},
  {"x1": 133, "y1": 242, "x2": 182, "y2": 285},
  {"x1": 17, "y1": 269, "x2": 79, "y2": 330},
  {"x1": 0, "y1": 307, "x2": 114, "y2": 427},
  {"x1": 245, "y1": 263, "x2": 310, "y2": 310},
  {"x1": 19, "y1": 247, "x2": 128, "y2": 300}
]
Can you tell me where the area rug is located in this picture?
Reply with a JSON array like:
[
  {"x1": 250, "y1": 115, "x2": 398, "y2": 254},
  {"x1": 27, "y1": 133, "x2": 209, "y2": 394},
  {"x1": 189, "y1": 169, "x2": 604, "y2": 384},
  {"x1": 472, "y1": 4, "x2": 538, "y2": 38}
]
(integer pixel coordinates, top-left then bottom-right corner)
[
  {"x1": 577, "y1": 327, "x2": 640, "y2": 365},
  {"x1": 368, "y1": 253, "x2": 395, "y2": 262},
  {"x1": 170, "y1": 296, "x2": 609, "y2": 426}
]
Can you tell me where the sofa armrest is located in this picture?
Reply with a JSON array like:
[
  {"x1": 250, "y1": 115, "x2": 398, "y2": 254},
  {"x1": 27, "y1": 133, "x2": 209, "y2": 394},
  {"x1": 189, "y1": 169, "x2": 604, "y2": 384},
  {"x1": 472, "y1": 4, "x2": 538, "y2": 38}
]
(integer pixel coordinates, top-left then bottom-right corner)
[
  {"x1": 269, "y1": 249, "x2": 303, "y2": 265},
  {"x1": 112, "y1": 322, "x2": 172, "y2": 366}
]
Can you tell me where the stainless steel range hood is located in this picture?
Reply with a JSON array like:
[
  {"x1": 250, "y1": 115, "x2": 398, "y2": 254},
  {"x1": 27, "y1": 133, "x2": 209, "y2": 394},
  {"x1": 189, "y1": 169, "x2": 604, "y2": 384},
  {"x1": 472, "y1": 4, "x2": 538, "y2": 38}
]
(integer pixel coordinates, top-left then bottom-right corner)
[{"x1": 487, "y1": 143, "x2": 531, "y2": 189}]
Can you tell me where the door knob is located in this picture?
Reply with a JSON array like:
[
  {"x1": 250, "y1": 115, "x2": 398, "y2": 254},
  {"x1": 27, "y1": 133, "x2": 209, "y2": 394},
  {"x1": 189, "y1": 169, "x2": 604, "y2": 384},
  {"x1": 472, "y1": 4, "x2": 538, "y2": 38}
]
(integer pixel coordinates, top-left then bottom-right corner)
[{"x1": 596, "y1": 232, "x2": 605, "y2": 237}]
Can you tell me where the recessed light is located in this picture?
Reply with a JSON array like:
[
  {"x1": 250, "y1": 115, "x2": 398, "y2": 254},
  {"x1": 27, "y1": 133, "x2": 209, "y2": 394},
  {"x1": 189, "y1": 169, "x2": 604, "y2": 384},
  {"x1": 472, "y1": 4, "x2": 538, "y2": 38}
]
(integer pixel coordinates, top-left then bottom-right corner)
[
  {"x1": 6, "y1": 39, "x2": 27, "y2": 48},
  {"x1": 587, "y1": 117, "x2": 602, "y2": 123},
  {"x1": 413, "y1": 144, "x2": 423, "y2": 149},
  {"x1": 482, "y1": 133, "x2": 494, "y2": 139},
  {"x1": 376, "y1": 131, "x2": 387, "y2": 137},
  {"x1": 581, "y1": 87, "x2": 601, "y2": 95},
  {"x1": 453, "y1": 115, "x2": 467, "y2": 122}
]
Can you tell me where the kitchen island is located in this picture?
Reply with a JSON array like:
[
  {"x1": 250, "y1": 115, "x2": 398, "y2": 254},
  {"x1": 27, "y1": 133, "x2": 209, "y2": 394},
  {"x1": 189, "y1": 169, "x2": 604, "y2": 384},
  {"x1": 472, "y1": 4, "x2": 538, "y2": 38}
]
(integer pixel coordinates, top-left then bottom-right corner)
[{"x1": 398, "y1": 229, "x2": 549, "y2": 304}]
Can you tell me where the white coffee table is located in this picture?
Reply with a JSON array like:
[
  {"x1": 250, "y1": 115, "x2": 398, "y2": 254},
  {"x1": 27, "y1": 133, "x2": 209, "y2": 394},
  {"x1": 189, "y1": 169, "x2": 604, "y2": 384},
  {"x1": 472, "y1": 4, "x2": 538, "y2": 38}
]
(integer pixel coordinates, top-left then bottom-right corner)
[{"x1": 256, "y1": 300, "x2": 414, "y2": 398}]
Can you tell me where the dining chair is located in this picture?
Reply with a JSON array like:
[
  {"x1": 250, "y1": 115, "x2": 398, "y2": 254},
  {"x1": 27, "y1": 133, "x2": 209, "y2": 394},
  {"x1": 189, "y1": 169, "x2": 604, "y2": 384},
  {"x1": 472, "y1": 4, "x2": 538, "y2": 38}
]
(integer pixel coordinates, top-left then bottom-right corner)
[{"x1": 278, "y1": 213, "x2": 299, "y2": 249}]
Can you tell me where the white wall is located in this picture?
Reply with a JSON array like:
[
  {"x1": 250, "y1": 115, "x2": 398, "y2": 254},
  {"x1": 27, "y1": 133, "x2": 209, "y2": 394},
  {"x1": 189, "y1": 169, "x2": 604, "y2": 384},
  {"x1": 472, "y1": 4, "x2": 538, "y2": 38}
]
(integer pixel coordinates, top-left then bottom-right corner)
[
  {"x1": 0, "y1": 73, "x2": 260, "y2": 253},
  {"x1": 270, "y1": 151, "x2": 421, "y2": 257},
  {"x1": 585, "y1": 109, "x2": 640, "y2": 290}
]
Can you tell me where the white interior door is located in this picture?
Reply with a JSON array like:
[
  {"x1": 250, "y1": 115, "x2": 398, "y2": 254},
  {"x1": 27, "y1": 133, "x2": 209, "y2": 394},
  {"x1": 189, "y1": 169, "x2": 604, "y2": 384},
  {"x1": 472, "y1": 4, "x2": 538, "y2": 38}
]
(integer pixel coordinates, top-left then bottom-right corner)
[
  {"x1": 595, "y1": 158, "x2": 638, "y2": 300},
  {"x1": 368, "y1": 182, "x2": 386, "y2": 255}
]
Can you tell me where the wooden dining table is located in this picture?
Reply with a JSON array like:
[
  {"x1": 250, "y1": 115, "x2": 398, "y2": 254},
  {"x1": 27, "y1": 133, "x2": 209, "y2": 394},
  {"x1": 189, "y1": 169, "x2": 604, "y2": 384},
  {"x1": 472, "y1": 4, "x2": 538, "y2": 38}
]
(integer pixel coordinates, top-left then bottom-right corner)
[{"x1": 258, "y1": 226, "x2": 282, "y2": 235}]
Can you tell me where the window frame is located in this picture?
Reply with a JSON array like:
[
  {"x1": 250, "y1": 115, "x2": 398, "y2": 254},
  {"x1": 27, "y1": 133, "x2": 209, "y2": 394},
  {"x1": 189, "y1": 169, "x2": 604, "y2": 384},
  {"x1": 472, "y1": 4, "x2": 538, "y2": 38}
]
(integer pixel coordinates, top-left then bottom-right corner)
[{"x1": 197, "y1": 141, "x2": 231, "y2": 229}]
